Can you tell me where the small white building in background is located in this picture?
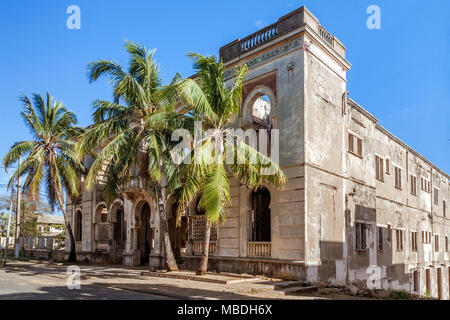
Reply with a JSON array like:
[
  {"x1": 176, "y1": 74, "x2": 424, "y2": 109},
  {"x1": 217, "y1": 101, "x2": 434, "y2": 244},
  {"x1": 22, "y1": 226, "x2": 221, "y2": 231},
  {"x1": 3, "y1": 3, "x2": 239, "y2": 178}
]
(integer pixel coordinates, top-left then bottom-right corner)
[{"x1": 37, "y1": 215, "x2": 64, "y2": 237}]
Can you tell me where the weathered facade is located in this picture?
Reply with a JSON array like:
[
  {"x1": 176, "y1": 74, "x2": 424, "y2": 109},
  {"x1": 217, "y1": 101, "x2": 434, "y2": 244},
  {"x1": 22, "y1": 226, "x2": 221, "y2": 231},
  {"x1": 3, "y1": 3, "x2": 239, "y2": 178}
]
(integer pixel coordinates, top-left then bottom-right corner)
[{"x1": 66, "y1": 6, "x2": 450, "y2": 299}]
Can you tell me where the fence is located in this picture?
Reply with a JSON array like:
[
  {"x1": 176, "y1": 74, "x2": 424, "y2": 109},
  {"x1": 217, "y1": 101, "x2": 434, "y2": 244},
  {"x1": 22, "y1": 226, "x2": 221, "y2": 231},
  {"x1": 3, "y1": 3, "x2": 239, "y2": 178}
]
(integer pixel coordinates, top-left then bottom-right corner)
[{"x1": 0, "y1": 236, "x2": 56, "y2": 250}]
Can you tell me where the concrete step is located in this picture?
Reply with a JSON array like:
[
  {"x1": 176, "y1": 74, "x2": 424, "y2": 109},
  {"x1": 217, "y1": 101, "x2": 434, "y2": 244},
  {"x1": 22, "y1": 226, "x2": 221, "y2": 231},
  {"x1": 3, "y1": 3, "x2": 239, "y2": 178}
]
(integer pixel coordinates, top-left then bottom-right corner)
[
  {"x1": 280, "y1": 286, "x2": 318, "y2": 296},
  {"x1": 273, "y1": 281, "x2": 309, "y2": 290}
]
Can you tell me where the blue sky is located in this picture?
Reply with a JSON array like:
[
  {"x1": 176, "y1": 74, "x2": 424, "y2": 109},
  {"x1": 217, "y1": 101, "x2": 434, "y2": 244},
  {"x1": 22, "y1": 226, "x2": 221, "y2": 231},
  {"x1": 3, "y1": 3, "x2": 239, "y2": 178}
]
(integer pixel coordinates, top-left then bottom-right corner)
[{"x1": 0, "y1": 0, "x2": 449, "y2": 209}]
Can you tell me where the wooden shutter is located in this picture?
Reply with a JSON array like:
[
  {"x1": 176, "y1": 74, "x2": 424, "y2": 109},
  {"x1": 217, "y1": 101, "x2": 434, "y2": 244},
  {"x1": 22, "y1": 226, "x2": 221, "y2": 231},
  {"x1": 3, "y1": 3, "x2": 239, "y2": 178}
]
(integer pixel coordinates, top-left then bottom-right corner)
[
  {"x1": 348, "y1": 134, "x2": 354, "y2": 153},
  {"x1": 357, "y1": 138, "x2": 362, "y2": 156}
]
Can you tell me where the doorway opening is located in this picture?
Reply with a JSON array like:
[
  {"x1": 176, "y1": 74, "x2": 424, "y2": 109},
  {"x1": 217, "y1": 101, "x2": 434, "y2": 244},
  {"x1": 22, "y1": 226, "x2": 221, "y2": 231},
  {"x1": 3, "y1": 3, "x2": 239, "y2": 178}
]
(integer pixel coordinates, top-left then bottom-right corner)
[
  {"x1": 250, "y1": 187, "x2": 271, "y2": 242},
  {"x1": 137, "y1": 202, "x2": 152, "y2": 266}
]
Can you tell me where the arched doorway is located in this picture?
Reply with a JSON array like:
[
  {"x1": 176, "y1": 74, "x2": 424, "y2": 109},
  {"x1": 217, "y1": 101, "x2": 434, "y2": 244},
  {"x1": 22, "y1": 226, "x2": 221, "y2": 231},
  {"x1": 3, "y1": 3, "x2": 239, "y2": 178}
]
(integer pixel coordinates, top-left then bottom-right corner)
[
  {"x1": 109, "y1": 202, "x2": 125, "y2": 264},
  {"x1": 168, "y1": 202, "x2": 188, "y2": 262},
  {"x1": 95, "y1": 204, "x2": 109, "y2": 248},
  {"x1": 74, "y1": 210, "x2": 82, "y2": 242},
  {"x1": 136, "y1": 202, "x2": 152, "y2": 265},
  {"x1": 114, "y1": 207, "x2": 125, "y2": 244}
]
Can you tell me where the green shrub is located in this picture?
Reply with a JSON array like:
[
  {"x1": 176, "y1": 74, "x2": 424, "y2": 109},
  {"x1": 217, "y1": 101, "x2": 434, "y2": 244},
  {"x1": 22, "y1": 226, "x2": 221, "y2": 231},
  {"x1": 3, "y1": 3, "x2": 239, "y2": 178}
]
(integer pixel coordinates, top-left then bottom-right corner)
[{"x1": 385, "y1": 290, "x2": 413, "y2": 300}]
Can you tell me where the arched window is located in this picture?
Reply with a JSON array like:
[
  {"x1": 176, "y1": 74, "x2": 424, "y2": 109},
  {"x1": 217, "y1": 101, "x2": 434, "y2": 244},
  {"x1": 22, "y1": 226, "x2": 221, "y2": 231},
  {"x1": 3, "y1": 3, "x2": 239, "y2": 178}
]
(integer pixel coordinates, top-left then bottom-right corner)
[
  {"x1": 135, "y1": 201, "x2": 151, "y2": 265},
  {"x1": 75, "y1": 210, "x2": 82, "y2": 242},
  {"x1": 252, "y1": 95, "x2": 272, "y2": 127},
  {"x1": 101, "y1": 211, "x2": 107, "y2": 223},
  {"x1": 96, "y1": 204, "x2": 108, "y2": 224},
  {"x1": 250, "y1": 187, "x2": 271, "y2": 242},
  {"x1": 251, "y1": 94, "x2": 273, "y2": 156}
]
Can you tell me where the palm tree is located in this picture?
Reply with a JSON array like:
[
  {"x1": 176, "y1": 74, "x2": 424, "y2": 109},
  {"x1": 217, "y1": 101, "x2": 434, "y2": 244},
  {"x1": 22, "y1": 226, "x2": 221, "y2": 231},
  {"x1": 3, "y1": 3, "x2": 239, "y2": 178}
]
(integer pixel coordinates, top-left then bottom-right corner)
[
  {"x1": 2, "y1": 93, "x2": 85, "y2": 262},
  {"x1": 76, "y1": 41, "x2": 186, "y2": 271},
  {"x1": 177, "y1": 53, "x2": 285, "y2": 275}
]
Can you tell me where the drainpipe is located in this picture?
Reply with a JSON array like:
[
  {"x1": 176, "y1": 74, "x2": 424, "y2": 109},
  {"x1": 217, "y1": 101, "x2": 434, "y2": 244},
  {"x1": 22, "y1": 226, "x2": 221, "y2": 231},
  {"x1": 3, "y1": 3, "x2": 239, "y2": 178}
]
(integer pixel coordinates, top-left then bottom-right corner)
[
  {"x1": 430, "y1": 168, "x2": 434, "y2": 264},
  {"x1": 345, "y1": 190, "x2": 356, "y2": 285},
  {"x1": 345, "y1": 194, "x2": 350, "y2": 285}
]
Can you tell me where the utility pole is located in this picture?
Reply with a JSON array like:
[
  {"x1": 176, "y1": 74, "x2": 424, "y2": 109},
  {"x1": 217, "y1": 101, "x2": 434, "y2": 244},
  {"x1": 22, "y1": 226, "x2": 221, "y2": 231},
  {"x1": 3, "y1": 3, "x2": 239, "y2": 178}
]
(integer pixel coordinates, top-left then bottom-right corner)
[
  {"x1": 15, "y1": 156, "x2": 22, "y2": 256},
  {"x1": 2, "y1": 187, "x2": 15, "y2": 267}
]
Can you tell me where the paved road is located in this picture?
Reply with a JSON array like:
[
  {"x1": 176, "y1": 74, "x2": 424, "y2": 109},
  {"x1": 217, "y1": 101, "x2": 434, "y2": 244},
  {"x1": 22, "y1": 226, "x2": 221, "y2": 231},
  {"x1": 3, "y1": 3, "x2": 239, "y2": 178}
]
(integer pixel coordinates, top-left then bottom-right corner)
[{"x1": 0, "y1": 268, "x2": 175, "y2": 300}]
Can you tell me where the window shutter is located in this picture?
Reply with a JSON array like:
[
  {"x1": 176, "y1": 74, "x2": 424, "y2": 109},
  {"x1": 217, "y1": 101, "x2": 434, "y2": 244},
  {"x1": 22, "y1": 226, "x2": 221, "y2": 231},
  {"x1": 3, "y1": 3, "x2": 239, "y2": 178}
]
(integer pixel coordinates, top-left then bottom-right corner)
[
  {"x1": 357, "y1": 138, "x2": 362, "y2": 156},
  {"x1": 348, "y1": 134, "x2": 353, "y2": 153},
  {"x1": 375, "y1": 156, "x2": 379, "y2": 180}
]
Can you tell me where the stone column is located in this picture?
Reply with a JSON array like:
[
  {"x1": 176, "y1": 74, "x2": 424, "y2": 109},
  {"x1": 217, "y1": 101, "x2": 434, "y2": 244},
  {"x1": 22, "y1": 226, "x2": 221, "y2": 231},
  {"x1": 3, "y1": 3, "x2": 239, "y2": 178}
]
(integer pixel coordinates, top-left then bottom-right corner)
[
  {"x1": 65, "y1": 196, "x2": 73, "y2": 254},
  {"x1": 150, "y1": 199, "x2": 162, "y2": 268},
  {"x1": 239, "y1": 185, "x2": 248, "y2": 257},
  {"x1": 124, "y1": 198, "x2": 133, "y2": 253},
  {"x1": 81, "y1": 191, "x2": 93, "y2": 253}
]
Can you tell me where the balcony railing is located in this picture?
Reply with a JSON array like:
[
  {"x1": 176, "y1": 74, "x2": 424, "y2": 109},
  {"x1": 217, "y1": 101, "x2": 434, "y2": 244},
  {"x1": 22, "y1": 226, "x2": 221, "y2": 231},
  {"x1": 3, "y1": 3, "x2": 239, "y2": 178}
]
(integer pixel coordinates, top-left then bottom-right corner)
[
  {"x1": 219, "y1": 8, "x2": 338, "y2": 63},
  {"x1": 240, "y1": 23, "x2": 278, "y2": 54},
  {"x1": 220, "y1": 8, "x2": 305, "y2": 62},
  {"x1": 192, "y1": 241, "x2": 216, "y2": 255},
  {"x1": 247, "y1": 242, "x2": 271, "y2": 258},
  {"x1": 318, "y1": 26, "x2": 334, "y2": 47}
]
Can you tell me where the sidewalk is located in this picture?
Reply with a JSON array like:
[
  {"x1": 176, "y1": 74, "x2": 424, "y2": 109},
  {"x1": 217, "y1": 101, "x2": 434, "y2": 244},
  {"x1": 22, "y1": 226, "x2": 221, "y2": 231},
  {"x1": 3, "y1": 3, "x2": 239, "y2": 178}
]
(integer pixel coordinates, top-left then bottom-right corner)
[{"x1": 3, "y1": 260, "x2": 329, "y2": 300}]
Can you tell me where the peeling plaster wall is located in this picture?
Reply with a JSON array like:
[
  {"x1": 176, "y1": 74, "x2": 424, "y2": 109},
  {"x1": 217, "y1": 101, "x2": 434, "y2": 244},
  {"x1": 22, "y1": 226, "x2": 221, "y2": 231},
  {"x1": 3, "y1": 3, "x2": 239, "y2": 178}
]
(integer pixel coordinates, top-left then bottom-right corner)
[
  {"x1": 334, "y1": 102, "x2": 450, "y2": 298},
  {"x1": 302, "y1": 32, "x2": 348, "y2": 284}
]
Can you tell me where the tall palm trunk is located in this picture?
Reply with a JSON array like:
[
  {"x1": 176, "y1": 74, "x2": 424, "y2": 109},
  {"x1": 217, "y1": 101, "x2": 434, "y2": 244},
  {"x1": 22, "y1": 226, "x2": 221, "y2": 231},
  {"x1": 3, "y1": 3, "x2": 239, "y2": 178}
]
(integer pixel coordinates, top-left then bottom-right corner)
[
  {"x1": 196, "y1": 219, "x2": 211, "y2": 275},
  {"x1": 58, "y1": 194, "x2": 76, "y2": 263},
  {"x1": 157, "y1": 173, "x2": 178, "y2": 271}
]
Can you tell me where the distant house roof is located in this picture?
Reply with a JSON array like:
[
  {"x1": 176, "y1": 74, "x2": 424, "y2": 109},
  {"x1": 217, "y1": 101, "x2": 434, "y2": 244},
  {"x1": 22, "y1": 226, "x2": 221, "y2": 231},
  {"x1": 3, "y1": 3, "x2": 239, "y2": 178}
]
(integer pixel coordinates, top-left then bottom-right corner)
[{"x1": 37, "y1": 215, "x2": 64, "y2": 225}]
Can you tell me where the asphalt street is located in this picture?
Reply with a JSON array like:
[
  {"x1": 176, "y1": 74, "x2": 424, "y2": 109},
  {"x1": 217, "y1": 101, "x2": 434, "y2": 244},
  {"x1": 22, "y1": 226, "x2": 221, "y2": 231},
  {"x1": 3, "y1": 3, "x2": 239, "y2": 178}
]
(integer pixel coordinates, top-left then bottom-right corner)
[{"x1": 0, "y1": 268, "x2": 175, "y2": 300}]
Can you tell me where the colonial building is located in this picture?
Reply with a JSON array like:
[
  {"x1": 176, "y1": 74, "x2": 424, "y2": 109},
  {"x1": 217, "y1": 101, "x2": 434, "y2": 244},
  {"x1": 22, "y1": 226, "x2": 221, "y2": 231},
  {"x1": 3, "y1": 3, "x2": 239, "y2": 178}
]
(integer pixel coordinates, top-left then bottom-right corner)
[
  {"x1": 37, "y1": 215, "x2": 64, "y2": 237},
  {"x1": 66, "y1": 6, "x2": 450, "y2": 299}
]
